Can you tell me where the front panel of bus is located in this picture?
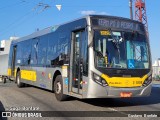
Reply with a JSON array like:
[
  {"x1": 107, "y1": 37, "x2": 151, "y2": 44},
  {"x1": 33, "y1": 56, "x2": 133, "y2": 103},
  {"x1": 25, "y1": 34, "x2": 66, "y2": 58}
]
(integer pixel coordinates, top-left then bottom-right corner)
[{"x1": 86, "y1": 17, "x2": 152, "y2": 98}]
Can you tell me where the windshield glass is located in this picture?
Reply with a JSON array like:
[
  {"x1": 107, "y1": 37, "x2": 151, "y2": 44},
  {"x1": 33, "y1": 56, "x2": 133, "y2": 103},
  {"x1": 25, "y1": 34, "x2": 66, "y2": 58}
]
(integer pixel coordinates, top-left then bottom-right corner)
[{"x1": 94, "y1": 30, "x2": 150, "y2": 69}]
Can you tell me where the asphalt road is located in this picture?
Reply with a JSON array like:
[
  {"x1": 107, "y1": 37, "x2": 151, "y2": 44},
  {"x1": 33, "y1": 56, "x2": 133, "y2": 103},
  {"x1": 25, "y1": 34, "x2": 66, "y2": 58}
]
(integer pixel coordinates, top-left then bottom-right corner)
[{"x1": 0, "y1": 80, "x2": 160, "y2": 120}]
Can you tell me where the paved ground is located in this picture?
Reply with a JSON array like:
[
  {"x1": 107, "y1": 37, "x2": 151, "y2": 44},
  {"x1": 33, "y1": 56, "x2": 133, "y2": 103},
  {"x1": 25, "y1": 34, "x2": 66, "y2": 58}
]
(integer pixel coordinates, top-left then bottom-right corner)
[{"x1": 0, "y1": 80, "x2": 160, "y2": 120}]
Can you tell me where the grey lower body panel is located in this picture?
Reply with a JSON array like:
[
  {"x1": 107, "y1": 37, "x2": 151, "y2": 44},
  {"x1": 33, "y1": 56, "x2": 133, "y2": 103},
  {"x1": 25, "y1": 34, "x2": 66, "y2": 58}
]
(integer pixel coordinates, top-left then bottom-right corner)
[
  {"x1": 85, "y1": 79, "x2": 152, "y2": 98},
  {"x1": 0, "y1": 54, "x2": 9, "y2": 76},
  {"x1": 105, "y1": 84, "x2": 152, "y2": 97}
]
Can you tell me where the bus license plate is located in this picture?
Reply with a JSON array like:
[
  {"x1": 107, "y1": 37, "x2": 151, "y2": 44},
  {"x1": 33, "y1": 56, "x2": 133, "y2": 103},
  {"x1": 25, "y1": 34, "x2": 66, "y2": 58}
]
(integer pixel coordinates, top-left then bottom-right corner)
[{"x1": 120, "y1": 92, "x2": 132, "y2": 97}]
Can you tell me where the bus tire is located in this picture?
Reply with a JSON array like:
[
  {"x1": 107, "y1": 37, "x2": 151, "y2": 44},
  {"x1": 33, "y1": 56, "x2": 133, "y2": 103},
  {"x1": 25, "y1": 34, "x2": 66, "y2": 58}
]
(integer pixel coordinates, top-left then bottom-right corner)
[
  {"x1": 16, "y1": 71, "x2": 24, "y2": 88},
  {"x1": 2, "y1": 77, "x2": 6, "y2": 84},
  {"x1": 54, "y1": 75, "x2": 67, "y2": 101}
]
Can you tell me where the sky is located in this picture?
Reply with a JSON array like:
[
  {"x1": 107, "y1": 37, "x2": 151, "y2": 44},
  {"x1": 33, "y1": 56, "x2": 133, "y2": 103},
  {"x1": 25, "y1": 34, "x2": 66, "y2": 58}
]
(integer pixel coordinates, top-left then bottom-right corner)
[{"x1": 0, "y1": 0, "x2": 159, "y2": 63}]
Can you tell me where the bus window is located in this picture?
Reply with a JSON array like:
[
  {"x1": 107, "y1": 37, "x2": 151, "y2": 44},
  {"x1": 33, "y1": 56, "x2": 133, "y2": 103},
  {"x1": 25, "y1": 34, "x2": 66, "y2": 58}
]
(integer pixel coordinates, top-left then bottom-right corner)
[
  {"x1": 16, "y1": 43, "x2": 23, "y2": 65},
  {"x1": 80, "y1": 31, "x2": 88, "y2": 75},
  {"x1": 94, "y1": 30, "x2": 127, "y2": 68},
  {"x1": 22, "y1": 40, "x2": 31, "y2": 65},
  {"x1": 47, "y1": 33, "x2": 58, "y2": 66},
  {"x1": 38, "y1": 35, "x2": 48, "y2": 65},
  {"x1": 126, "y1": 41, "x2": 149, "y2": 69},
  {"x1": 58, "y1": 33, "x2": 69, "y2": 64},
  {"x1": 31, "y1": 38, "x2": 38, "y2": 65}
]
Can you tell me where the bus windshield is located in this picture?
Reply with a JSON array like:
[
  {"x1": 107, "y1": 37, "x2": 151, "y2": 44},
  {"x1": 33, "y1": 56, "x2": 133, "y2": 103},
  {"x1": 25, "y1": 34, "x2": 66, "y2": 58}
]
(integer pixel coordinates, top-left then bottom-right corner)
[{"x1": 94, "y1": 30, "x2": 150, "y2": 69}]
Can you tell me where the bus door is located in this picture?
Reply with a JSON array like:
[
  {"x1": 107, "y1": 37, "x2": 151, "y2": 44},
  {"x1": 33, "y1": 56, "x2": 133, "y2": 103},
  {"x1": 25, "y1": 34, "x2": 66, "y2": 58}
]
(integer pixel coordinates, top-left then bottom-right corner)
[
  {"x1": 70, "y1": 30, "x2": 85, "y2": 94},
  {"x1": 11, "y1": 46, "x2": 17, "y2": 77}
]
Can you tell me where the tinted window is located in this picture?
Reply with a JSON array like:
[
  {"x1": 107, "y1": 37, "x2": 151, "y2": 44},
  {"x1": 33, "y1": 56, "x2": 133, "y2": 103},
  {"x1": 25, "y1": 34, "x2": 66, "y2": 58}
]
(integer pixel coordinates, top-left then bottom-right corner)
[
  {"x1": 16, "y1": 42, "x2": 23, "y2": 65},
  {"x1": 47, "y1": 33, "x2": 59, "y2": 65},
  {"x1": 22, "y1": 40, "x2": 32, "y2": 65},
  {"x1": 8, "y1": 44, "x2": 13, "y2": 67},
  {"x1": 37, "y1": 35, "x2": 48, "y2": 65},
  {"x1": 31, "y1": 38, "x2": 38, "y2": 65},
  {"x1": 47, "y1": 32, "x2": 70, "y2": 66},
  {"x1": 58, "y1": 33, "x2": 69, "y2": 64},
  {"x1": 81, "y1": 31, "x2": 88, "y2": 75}
]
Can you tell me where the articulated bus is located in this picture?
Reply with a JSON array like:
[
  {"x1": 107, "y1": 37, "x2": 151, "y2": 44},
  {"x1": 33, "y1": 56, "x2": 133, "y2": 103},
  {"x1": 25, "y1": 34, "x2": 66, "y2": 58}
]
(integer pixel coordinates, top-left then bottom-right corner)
[{"x1": 8, "y1": 15, "x2": 152, "y2": 101}]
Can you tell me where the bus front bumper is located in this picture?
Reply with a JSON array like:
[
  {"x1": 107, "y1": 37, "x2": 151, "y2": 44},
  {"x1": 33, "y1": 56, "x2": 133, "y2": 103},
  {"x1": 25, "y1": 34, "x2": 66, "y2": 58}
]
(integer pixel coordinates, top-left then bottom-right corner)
[
  {"x1": 105, "y1": 84, "x2": 152, "y2": 97},
  {"x1": 86, "y1": 82, "x2": 152, "y2": 98}
]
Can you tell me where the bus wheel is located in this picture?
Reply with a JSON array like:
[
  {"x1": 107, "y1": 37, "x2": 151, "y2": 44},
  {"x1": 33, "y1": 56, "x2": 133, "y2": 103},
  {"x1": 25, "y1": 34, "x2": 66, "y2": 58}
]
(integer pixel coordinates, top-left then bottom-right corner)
[
  {"x1": 2, "y1": 77, "x2": 6, "y2": 84},
  {"x1": 16, "y1": 71, "x2": 24, "y2": 88},
  {"x1": 54, "y1": 75, "x2": 67, "y2": 101}
]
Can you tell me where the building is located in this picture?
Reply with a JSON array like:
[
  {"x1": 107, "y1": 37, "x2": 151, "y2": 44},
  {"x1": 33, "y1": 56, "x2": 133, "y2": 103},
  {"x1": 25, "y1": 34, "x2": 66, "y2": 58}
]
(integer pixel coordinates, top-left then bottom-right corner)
[
  {"x1": 152, "y1": 58, "x2": 160, "y2": 79},
  {"x1": 0, "y1": 37, "x2": 18, "y2": 55},
  {"x1": 0, "y1": 37, "x2": 18, "y2": 77}
]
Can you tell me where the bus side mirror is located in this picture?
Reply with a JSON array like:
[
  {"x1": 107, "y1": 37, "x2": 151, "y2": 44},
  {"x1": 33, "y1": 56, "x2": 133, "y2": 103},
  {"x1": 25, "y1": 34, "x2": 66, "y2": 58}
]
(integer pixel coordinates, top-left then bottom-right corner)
[
  {"x1": 59, "y1": 53, "x2": 68, "y2": 61},
  {"x1": 59, "y1": 53, "x2": 66, "y2": 65},
  {"x1": 59, "y1": 53, "x2": 69, "y2": 65}
]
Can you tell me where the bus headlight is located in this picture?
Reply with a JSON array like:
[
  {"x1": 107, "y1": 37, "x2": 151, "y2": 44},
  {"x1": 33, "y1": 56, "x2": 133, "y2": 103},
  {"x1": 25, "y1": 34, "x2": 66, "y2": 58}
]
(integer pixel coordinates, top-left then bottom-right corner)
[
  {"x1": 93, "y1": 73, "x2": 108, "y2": 87},
  {"x1": 142, "y1": 75, "x2": 152, "y2": 87}
]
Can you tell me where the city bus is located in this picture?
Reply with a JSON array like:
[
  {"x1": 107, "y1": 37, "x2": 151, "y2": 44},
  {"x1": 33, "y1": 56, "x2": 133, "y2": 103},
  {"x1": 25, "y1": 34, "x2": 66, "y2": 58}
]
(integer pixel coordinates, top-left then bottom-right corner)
[{"x1": 7, "y1": 15, "x2": 152, "y2": 101}]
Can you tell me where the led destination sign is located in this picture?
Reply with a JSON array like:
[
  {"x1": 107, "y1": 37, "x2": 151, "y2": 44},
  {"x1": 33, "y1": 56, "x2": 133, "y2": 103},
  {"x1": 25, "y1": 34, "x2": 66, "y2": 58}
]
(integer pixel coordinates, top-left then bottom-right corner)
[{"x1": 92, "y1": 18, "x2": 145, "y2": 33}]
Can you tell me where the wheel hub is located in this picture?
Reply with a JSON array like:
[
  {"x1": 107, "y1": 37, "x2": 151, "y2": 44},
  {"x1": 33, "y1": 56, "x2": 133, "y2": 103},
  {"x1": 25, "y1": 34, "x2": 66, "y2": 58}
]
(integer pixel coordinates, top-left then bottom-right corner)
[
  {"x1": 17, "y1": 76, "x2": 20, "y2": 85},
  {"x1": 56, "y1": 82, "x2": 61, "y2": 94}
]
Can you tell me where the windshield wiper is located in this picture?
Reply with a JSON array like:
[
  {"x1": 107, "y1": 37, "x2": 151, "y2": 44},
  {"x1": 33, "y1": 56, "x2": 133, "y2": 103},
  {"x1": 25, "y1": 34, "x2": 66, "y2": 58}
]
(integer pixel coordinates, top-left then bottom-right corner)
[
  {"x1": 107, "y1": 28, "x2": 121, "y2": 62},
  {"x1": 95, "y1": 50, "x2": 103, "y2": 58},
  {"x1": 107, "y1": 28, "x2": 120, "y2": 48}
]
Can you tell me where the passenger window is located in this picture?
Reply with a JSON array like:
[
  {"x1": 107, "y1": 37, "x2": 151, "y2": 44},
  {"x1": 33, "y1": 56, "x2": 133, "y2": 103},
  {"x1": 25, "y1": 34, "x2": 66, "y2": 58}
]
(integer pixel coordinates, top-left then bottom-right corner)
[
  {"x1": 23, "y1": 40, "x2": 31, "y2": 65},
  {"x1": 37, "y1": 35, "x2": 48, "y2": 65},
  {"x1": 47, "y1": 33, "x2": 58, "y2": 65},
  {"x1": 31, "y1": 38, "x2": 38, "y2": 65},
  {"x1": 16, "y1": 43, "x2": 23, "y2": 65},
  {"x1": 47, "y1": 32, "x2": 69, "y2": 66}
]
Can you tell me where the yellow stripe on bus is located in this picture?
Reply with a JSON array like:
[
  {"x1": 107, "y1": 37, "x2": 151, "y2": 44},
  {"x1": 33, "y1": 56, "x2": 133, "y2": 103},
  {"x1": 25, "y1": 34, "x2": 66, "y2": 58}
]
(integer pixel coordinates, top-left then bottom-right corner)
[
  {"x1": 14, "y1": 69, "x2": 17, "y2": 77},
  {"x1": 7, "y1": 68, "x2": 16, "y2": 77},
  {"x1": 101, "y1": 74, "x2": 148, "y2": 88},
  {"x1": 21, "y1": 70, "x2": 37, "y2": 81},
  {"x1": 8, "y1": 69, "x2": 11, "y2": 76},
  {"x1": 62, "y1": 66, "x2": 67, "y2": 69}
]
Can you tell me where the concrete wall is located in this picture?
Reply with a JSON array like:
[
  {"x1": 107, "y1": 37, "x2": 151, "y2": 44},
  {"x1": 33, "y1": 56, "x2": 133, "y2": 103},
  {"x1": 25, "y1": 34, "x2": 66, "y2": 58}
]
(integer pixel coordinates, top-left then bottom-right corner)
[
  {"x1": 0, "y1": 54, "x2": 8, "y2": 75},
  {"x1": 0, "y1": 40, "x2": 11, "y2": 76},
  {"x1": 152, "y1": 59, "x2": 160, "y2": 78},
  {"x1": 0, "y1": 40, "x2": 11, "y2": 55}
]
